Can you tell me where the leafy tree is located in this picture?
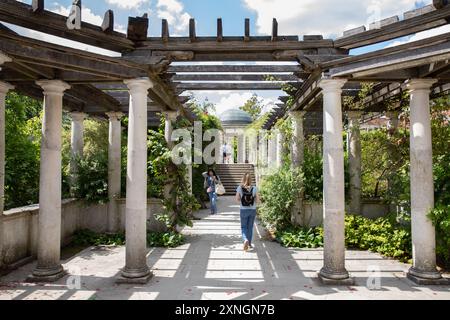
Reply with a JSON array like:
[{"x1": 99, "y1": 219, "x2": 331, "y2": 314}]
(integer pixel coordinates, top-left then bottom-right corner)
[{"x1": 240, "y1": 94, "x2": 263, "y2": 121}]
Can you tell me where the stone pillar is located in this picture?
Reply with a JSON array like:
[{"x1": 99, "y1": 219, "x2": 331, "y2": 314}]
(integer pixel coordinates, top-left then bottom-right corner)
[
  {"x1": 106, "y1": 112, "x2": 123, "y2": 233},
  {"x1": 406, "y1": 79, "x2": 445, "y2": 284},
  {"x1": 267, "y1": 131, "x2": 277, "y2": 168},
  {"x1": 237, "y1": 134, "x2": 245, "y2": 163},
  {"x1": 118, "y1": 78, "x2": 153, "y2": 284},
  {"x1": 291, "y1": 111, "x2": 305, "y2": 169},
  {"x1": 0, "y1": 81, "x2": 13, "y2": 271},
  {"x1": 29, "y1": 80, "x2": 70, "y2": 282},
  {"x1": 318, "y1": 79, "x2": 353, "y2": 284},
  {"x1": 69, "y1": 112, "x2": 86, "y2": 194},
  {"x1": 275, "y1": 129, "x2": 284, "y2": 168},
  {"x1": 216, "y1": 131, "x2": 224, "y2": 164},
  {"x1": 247, "y1": 132, "x2": 257, "y2": 164},
  {"x1": 259, "y1": 131, "x2": 268, "y2": 168},
  {"x1": 347, "y1": 111, "x2": 362, "y2": 215}
]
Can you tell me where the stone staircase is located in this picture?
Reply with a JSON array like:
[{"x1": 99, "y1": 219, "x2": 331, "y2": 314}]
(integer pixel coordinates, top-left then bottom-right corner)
[{"x1": 215, "y1": 164, "x2": 256, "y2": 196}]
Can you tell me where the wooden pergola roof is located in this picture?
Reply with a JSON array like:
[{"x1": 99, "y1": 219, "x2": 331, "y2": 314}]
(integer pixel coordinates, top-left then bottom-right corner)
[{"x1": 0, "y1": 0, "x2": 450, "y2": 131}]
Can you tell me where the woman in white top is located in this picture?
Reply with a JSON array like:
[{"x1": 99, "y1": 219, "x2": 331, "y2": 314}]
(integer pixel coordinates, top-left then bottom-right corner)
[{"x1": 236, "y1": 173, "x2": 258, "y2": 251}]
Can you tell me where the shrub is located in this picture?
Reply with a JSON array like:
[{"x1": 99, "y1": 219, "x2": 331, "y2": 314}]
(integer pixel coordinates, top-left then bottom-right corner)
[
  {"x1": 258, "y1": 167, "x2": 304, "y2": 230},
  {"x1": 146, "y1": 231, "x2": 185, "y2": 248},
  {"x1": 275, "y1": 227, "x2": 323, "y2": 248},
  {"x1": 428, "y1": 205, "x2": 450, "y2": 268}
]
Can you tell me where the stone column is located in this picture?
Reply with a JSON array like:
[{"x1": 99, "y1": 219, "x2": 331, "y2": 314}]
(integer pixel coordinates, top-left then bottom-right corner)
[
  {"x1": 406, "y1": 79, "x2": 445, "y2": 284},
  {"x1": 106, "y1": 112, "x2": 123, "y2": 233},
  {"x1": 237, "y1": 134, "x2": 245, "y2": 163},
  {"x1": 259, "y1": 131, "x2": 268, "y2": 168},
  {"x1": 318, "y1": 79, "x2": 353, "y2": 284},
  {"x1": 118, "y1": 78, "x2": 153, "y2": 284},
  {"x1": 30, "y1": 80, "x2": 70, "y2": 282},
  {"x1": 0, "y1": 81, "x2": 13, "y2": 271},
  {"x1": 69, "y1": 112, "x2": 86, "y2": 194},
  {"x1": 267, "y1": 131, "x2": 277, "y2": 169},
  {"x1": 291, "y1": 111, "x2": 305, "y2": 169},
  {"x1": 347, "y1": 111, "x2": 362, "y2": 215},
  {"x1": 275, "y1": 129, "x2": 284, "y2": 168}
]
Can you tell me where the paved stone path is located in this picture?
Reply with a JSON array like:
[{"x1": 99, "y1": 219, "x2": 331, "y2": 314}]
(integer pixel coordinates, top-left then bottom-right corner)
[{"x1": 0, "y1": 196, "x2": 449, "y2": 300}]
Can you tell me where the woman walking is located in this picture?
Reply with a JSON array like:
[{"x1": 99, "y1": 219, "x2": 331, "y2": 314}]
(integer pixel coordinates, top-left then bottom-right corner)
[
  {"x1": 203, "y1": 169, "x2": 220, "y2": 215},
  {"x1": 236, "y1": 173, "x2": 258, "y2": 251}
]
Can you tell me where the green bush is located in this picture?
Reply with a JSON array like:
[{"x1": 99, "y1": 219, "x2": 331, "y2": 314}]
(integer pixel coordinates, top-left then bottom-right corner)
[
  {"x1": 72, "y1": 229, "x2": 125, "y2": 246},
  {"x1": 428, "y1": 205, "x2": 450, "y2": 268},
  {"x1": 275, "y1": 227, "x2": 323, "y2": 248},
  {"x1": 259, "y1": 167, "x2": 304, "y2": 230},
  {"x1": 146, "y1": 231, "x2": 185, "y2": 248},
  {"x1": 344, "y1": 214, "x2": 412, "y2": 262}
]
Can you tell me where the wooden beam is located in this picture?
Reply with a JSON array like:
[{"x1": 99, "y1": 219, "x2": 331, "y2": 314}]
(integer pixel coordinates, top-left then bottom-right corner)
[
  {"x1": 433, "y1": 0, "x2": 449, "y2": 9},
  {"x1": 0, "y1": 0, "x2": 134, "y2": 52},
  {"x1": 127, "y1": 14, "x2": 148, "y2": 42},
  {"x1": 189, "y1": 19, "x2": 196, "y2": 42},
  {"x1": 335, "y1": 5, "x2": 450, "y2": 50},
  {"x1": 174, "y1": 82, "x2": 294, "y2": 91},
  {"x1": 32, "y1": 0, "x2": 44, "y2": 13},
  {"x1": 162, "y1": 19, "x2": 170, "y2": 42},
  {"x1": 167, "y1": 64, "x2": 302, "y2": 73},
  {"x1": 172, "y1": 74, "x2": 301, "y2": 82},
  {"x1": 101, "y1": 10, "x2": 114, "y2": 33},
  {"x1": 244, "y1": 19, "x2": 250, "y2": 41},
  {"x1": 272, "y1": 18, "x2": 278, "y2": 41},
  {"x1": 217, "y1": 18, "x2": 223, "y2": 42}
]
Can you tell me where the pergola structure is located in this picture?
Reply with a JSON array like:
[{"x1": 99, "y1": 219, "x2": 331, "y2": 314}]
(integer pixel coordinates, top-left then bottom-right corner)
[{"x1": 0, "y1": 0, "x2": 449, "y2": 285}]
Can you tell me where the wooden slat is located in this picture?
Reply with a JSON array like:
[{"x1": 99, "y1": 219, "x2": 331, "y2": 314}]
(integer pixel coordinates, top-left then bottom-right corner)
[
  {"x1": 244, "y1": 19, "x2": 250, "y2": 41},
  {"x1": 174, "y1": 82, "x2": 294, "y2": 91},
  {"x1": 127, "y1": 14, "x2": 148, "y2": 42},
  {"x1": 0, "y1": 0, "x2": 134, "y2": 52},
  {"x1": 101, "y1": 10, "x2": 114, "y2": 33},
  {"x1": 217, "y1": 18, "x2": 223, "y2": 42},
  {"x1": 272, "y1": 18, "x2": 278, "y2": 41},
  {"x1": 335, "y1": 4, "x2": 450, "y2": 49},
  {"x1": 189, "y1": 19, "x2": 196, "y2": 42},
  {"x1": 162, "y1": 19, "x2": 169, "y2": 42},
  {"x1": 32, "y1": 0, "x2": 44, "y2": 13},
  {"x1": 167, "y1": 64, "x2": 302, "y2": 73},
  {"x1": 172, "y1": 74, "x2": 301, "y2": 82}
]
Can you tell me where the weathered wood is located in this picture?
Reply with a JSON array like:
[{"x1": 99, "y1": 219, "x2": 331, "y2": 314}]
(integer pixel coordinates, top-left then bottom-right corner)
[
  {"x1": 244, "y1": 19, "x2": 250, "y2": 41},
  {"x1": 101, "y1": 10, "x2": 114, "y2": 33},
  {"x1": 167, "y1": 64, "x2": 302, "y2": 73},
  {"x1": 334, "y1": 4, "x2": 450, "y2": 49},
  {"x1": 433, "y1": 0, "x2": 449, "y2": 9},
  {"x1": 172, "y1": 74, "x2": 301, "y2": 82},
  {"x1": 217, "y1": 18, "x2": 223, "y2": 42},
  {"x1": 174, "y1": 82, "x2": 295, "y2": 91},
  {"x1": 0, "y1": 0, "x2": 134, "y2": 52},
  {"x1": 127, "y1": 14, "x2": 149, "y2": 42},
  {"x1": 189, "y1": 19, "x2": 196, "y2": 42},
  {"x1": 32, "y1": 0, "x2": 44, "y2": 13},
  {"x1": 68, "y1": 84, "x2": 121, "y2": 111},
  {"x1": 272, "y1": 19, "x2": 278, "y2": 41},
  {"x1": 162, "y1": 19, "x2": 170, "y2": 42}
]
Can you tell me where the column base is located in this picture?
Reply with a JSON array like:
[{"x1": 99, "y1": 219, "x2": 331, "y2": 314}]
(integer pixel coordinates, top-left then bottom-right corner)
[
  {"x1": 318, "y1": 268, "x2": 354, "y2": 286},
  {"x1": 116, "y1": 267, "x2": 153, "y2": 285},
  {"x1": 407, "y1": 267, "x2": 449, "y2": 285},
  {"x1": 27, "y1": 265, "x2": 67, "y2": 283}
]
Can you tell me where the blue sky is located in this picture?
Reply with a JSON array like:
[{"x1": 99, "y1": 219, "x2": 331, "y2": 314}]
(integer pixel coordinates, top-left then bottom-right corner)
[{"x1": 13, "y1": 0, "x2": 444, "y2": 114}]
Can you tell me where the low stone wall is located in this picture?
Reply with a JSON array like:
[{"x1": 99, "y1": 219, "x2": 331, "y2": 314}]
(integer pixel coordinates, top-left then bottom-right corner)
[
  {"x1": 1, "y1": 198, "x2": 165, "y2": 268},
  {"x1": 296, "y1": 200, "x2": 392, "y2": 227}
]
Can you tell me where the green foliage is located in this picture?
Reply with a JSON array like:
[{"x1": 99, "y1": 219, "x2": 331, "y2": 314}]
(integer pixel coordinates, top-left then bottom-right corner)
[
  {"x1": 259, "y1": 167, "x2": 304, "y2": 230},
  {"x1": 275, "y1": 227, "x2": 323, "y2": 248},
  {"x1": 239, "y1": 94, "x2": 263, "y2": 121},
  {"x1": 345, "y1": 214, "x2": 412, "y2": 262},
  {"x1": 303, "y1": 138, "x2": 323, "y2": 202},
  {"x1": 146, "y1": 231, "x2": 185, "y2": 248},
  {"x1": 72, "y1": 229, "x2": 125, "y2": 246},
  {"x1": 4, "y1": 92, "x2": 42, "y2": 209},
  {"x1": 428, "y1": 205, "x2": 450, "y2": 268}
]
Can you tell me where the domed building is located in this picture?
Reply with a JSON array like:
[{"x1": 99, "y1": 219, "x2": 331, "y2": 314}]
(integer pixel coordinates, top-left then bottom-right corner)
[{"x1": 218, "y1": 109, "x2": 255, "y2": 164}]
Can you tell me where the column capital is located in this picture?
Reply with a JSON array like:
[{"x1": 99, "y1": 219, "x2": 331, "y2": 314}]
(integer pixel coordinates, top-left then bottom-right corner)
[
  {"x1": 406, "y1": 79, "x2": 437, "y2": 92},
  {"x1": 289, "y1": 110, "x2": 306, "y2": 120},
  {"x1": 106, "y1": 111, "x2": 124, "y2": 121},
  {"x1": 319, "y1": 78, "x2": 347, "y2": 93},
  {"x1": 163, "y1": 110, "x2": 178, "y2": 121},
  {"x1": 0, "y1": 51, "x2": 12, "y2": 65},
  {"x1": 36, "y1": 80, "x2": 70, "y2": 96},
  {"x1": 346, "y1": 111, "x2": 363, "y2": 120},
  {"x1": 0, "y1": 81, "x2": 14, "y2": 94},
  {"x1": 124, "y1": 77, "x2": 153, "y2": 94},
  {"x1": 70, "y1": 111, "x2": 87, "y2": 122}
]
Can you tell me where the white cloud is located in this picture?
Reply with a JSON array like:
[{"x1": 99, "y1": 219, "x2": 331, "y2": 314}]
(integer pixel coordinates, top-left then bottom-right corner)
[
  {"x1": 242, "y1": 0, "x2": 426, "y2": 38},
  {"x1": 105, "y1": 0, "x2": 149, "y2": 10},
  {"x1": 156, "y1": 0, "x2": 191, "y2": 34}
]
